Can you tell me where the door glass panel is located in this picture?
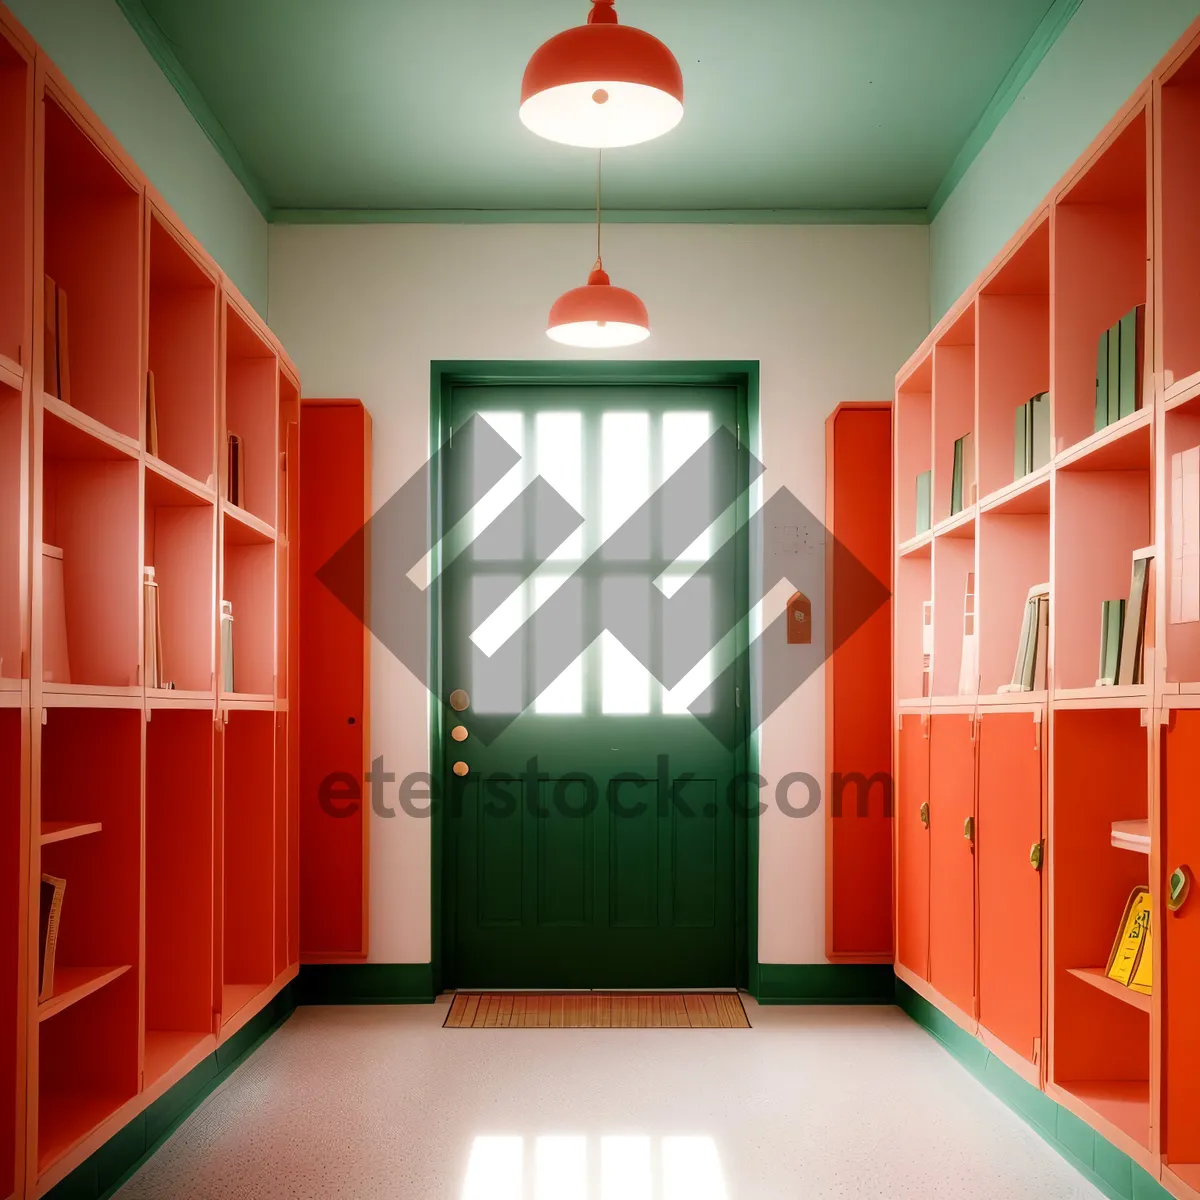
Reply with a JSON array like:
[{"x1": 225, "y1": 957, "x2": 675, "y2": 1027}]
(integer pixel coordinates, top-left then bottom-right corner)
[
  {"x1": 473, "y1": 412, "x2": 526, "y2": 556},
  {"x1": 536, "y1": 411, "x2": 583, "y2": 560},
  {"x1": 662, "y1": 410, "x2": 714, "y2": 562},
  {"x1": 533, "y1": 573, "x2": 583, "y2": 714},
  {"x1": 470, "y1": 574, "x2": 524, "y2": 714},
  {"x1": 662, "y1": 571, "x2": 715, "y2": 715},
  {"x1": 601, "y1": 411, "x2": 651, "y2": 558},
  {"x1": 601, "y1": 575, "x2": 652, "y2": 713}
]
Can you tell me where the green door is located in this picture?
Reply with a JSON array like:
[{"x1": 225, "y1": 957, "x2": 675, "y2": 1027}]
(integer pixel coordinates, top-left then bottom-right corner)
[{"x1": 440, "y1": 382, "x2": 751, "y2": 989}]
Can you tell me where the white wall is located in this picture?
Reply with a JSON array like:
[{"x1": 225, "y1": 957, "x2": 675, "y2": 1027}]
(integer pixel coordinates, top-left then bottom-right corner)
[
  {"x1": 269, "y1": 221, "x2": 929, "y2": 965},
  {"x1": 930, "y1": 0, "x2": 1199, "y2": 321}
]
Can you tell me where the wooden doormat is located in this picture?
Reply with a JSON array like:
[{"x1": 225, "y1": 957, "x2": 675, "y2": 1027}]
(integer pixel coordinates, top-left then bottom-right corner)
[{"x1": 444, "y1": 993, "x2": 750, "y2": 1029}]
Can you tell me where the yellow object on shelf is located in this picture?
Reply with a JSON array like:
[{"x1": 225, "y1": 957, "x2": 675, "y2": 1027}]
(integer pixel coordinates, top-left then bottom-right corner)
[
  {"x1": 1106, "y1": 887, "x2": 1151, "y2": 989},
  {"x1": 1129, "y1": 917, "x2": 1153, "y2": 996}
]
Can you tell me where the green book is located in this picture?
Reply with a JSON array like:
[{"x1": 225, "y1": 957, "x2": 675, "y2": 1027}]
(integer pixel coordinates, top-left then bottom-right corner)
[
  {"x1": 916, "y1": 470, "x2": 931, "y2": 535},
  {"x1": 1096, "y1": 328, "x2": 1110, "y2": 432},
  {"x1": 1029, "y1": 392, "x2": 1049, "y2": 471},
  {"x1": 1099, "y1": 598, "x2": 1126, "y2": 686},
  {"x1": 1107, "y1": 317, "x2": 1122, "y2": 426},
  {"x1": 1015, "y1": 402, "x2": 1029, "y2": 480},
  {"x1": 950, "y1": 436, "x2": 964, "y2": 515},
  {"x1": 1118, "y1": 305, "x2": 1144, "y2": 419}
]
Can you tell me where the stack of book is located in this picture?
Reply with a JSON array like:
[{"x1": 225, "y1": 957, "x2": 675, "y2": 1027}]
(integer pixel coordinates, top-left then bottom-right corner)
[
  {"x1": 915, "y1": 470, "x2": 931, "y2": 535},
  {"x1": 950, "y1": 432, "x2": 975, "y2": 515},
  {"x1": 1014, "y1": 393, "x2": 1050, "y2": 480},
  {"x1": 38, "y1": 874, "x2": 66, "y2": 1003},
  {"x1": 1095, "y1": 304, "x2": 1145, "y2": 432},
  {"x1": 1000, "y1": 583, "x2": 1049, "y2": 693},
  {"x1": 1098, "y1": 547, "x2": 1153, "y2": 685}
]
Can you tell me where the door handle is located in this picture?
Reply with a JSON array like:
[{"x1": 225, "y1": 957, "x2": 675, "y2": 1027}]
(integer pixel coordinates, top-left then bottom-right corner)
[
  {"x1": 963, "y1": 815, "x2": 975, "y2": 847},
  {"x1": 1169, "y1": 865, "x2": 1193, "y2": 913},
  {"x1": 1029, "y1": 840, "x2": 1044, "y2": 872},
  {"x1": 919, "y1": 801, "x2": 930, "y2": 829}
]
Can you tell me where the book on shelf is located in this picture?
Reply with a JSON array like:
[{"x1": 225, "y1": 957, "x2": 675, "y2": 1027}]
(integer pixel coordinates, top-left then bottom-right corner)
[
  {"x1": 1029, "y1": 393, "x2": 1050, "y2": 471},
  {"x1": 1014, "y1": 402, "x2": 1028, "y2": 481},
  {"x1": 38, "y1": 874, "x2": 66, "y2": 1004},
  {"x1": 1129, "y1": 914, "x2": 1153, "y2": 996},
  {"x1": 1116, "y1": 547, "x2": 1153, "y2": 686},
  {"x1": 227, "y1": 432, "x2": 246, "y2": 508},
  {"x1": 1013, "y1": 393, "x2": 1049, "y2": 480},
  {"x1": 921, "y1": 600, "x2": 933, "y2": 698},
  {"x1": 221, "y1": 599, "x2": 235, "y2": 693},
  {"x1": 957, "y1": 572, "x2": 978, "y2": 695},
  {"x1": 1170, "y1": 446, "x2": 1200, "y2": 624},
  {"x1": 41, "y1": 543, "x2": 71, "y2": 685},
  {"x1": 999, "y1": 583, "x2": 1049, "y2": 692},
  {"x1": 950, "y1": 432, "x2": 975, "y2": 515},
  {"x1": 144, "y1": 566, "x2": 164, "y2": 690},
  {"x1": 1098, "y1": 598, "x2": 1125, "y2": 686},
  {"x1": 146, "y1": 370, "x2": 159, "y2": 458},
  {"x1": 1094, "y1": 306, "x2": 1145, "y2": 432},
  {"x1": 915, "y1": 470, "x2": 931, "y2": 535},
  {"x1": 1105, "y1": 886, "x2": 1151, "y2": 991}
]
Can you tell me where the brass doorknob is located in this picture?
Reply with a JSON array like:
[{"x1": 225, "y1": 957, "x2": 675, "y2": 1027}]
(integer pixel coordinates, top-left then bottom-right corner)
[
  {"x1": 452, "y1": 761, "x2": 469, "y2": 777},
  {"x1": 451, "y1": 725, "x2": 468, "y2": 742}
]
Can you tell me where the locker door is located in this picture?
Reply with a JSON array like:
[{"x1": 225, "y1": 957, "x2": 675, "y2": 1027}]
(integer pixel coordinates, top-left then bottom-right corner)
[
  {"x1": 897, "y1": 713, "x2": 930, "y2": 979},
  {"x1": 978, "y1": 711, "x2": 1043, "y2": 1064},
  {"x1": 1163, "y1": 709, "x2": 1200, "y2": 1170},
  {"x1": 929, "y1": 714, "x2": 976, "y2": 1015}
]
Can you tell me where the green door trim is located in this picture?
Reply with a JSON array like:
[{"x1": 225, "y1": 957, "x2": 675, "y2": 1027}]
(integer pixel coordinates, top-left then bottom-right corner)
[{"x1": 428, "y1": 360, "x2": 761, "y2": 995}]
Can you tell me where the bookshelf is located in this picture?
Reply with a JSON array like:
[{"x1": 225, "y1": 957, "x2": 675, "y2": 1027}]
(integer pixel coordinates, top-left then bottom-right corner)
[
  {"x1": 893, "y1": 20, "x2": 1200, "y2": 1193},
  {"x1": 0, "y1": 7, "x2": 306, "y2": 1194}
]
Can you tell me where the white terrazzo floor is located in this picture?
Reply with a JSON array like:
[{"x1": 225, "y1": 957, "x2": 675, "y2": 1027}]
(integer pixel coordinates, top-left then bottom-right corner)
[{"x1": 115, "y1": 996, "x2": 1101, "y2": 1199}]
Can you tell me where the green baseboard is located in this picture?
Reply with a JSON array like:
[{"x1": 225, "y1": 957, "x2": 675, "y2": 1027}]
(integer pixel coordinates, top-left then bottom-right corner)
[
  {"x1": 754, "y1": 963, "x2": 896, "y2": 1005},
  {"x1": 297, "y1": 962, "x2": 436, "y2": 1005},
  {"x1": 47, "y1": 983, "x2": 298, "y2": 1200},
  {"x1": 896, "y1": 980, "x2": 1172, "y2": 1200}
]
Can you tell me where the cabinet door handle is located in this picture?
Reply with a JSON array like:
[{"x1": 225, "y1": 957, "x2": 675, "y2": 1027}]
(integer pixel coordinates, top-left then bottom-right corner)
[
  {"x1": 1168, "y1": 865, "x2": 1193, "y2": 913},
  {"x1": 963, "y1": 815, "x2": 975, "y2": 846},
  {"x1": 919, "y1": 802, "x2": 930, "y2": 829},
  {"x1": 1029, "y1": 841, "x2": 1044, "y2": 872}
]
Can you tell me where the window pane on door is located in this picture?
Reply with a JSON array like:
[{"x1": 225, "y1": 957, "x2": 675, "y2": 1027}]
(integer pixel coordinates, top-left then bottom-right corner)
[
  {"x1": 536, "y1": 411, "x2": 583, "y2": 560},
  {"x1": 601, "y1": 575, "x2": 652, "y2": 713},
  {"x1": 662, "y1": 411, "x2": 714, "y2": 563},
  {"x1": 473, "y1": 412, "x2": 526, "y2": 557},
  {"x1": 533, "y1": 573, "x2": 583, "y2": 714},
  {"x1": 661, "y1": 571, "x2": 716, "y2": 715},
  {"x1": 471, "y1": 573, "x2": 525, "y2": 714},
  {"x1": 601, "y1": 411, "x2": 650, "y2": 558}
]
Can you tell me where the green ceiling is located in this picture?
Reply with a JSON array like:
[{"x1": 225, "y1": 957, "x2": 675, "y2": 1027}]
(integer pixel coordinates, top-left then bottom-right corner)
[{"x1": 120, "y1": 0, "x2": 1073, "y2": 221}]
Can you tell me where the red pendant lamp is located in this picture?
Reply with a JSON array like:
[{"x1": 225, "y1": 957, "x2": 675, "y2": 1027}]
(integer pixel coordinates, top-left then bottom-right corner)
[
  {"x1": 547, "y1": 152, "x2": 650, "y2": 348},
  {"x1": 521, "y1": 0, "x2": 683, "y2": 149}
]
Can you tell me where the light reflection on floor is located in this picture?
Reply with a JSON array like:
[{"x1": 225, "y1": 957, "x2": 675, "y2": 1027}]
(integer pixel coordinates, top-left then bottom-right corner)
[{"x1": 462, "y1": 1134, "x2": 728, "y2": 1200}]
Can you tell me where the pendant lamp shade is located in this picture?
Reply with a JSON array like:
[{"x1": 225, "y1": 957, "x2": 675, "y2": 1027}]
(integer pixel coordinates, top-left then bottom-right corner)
[
  {"x1": 520, "y1": 0, "x2": 683, "y2": 148},
  {"x1": 547, "y1": 266, "x2": 650, "y2": 348}
]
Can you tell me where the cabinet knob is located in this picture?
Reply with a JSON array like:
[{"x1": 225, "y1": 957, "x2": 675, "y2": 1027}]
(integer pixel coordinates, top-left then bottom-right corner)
[
  {"x1": 1168, "y1": 865, "x2": 1193, "y2": 914},
  {"x1": 919, "y1": 802, "x2": 930, "y2": 829}
]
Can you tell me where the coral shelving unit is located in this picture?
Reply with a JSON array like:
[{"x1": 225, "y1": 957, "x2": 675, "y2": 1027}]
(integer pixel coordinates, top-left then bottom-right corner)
[
  {"x1": 0, "y1": 5, "x2": 302, "y2": 1196},
  {"x1": 893, "y1": 19, "x2": 1200, "y2": 1199}
]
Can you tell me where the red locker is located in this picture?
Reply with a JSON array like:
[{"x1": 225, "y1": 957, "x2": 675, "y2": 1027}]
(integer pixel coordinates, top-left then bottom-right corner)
[
  {"x1": 929, "y1": 714, "x2": 976, "y2": 1016},
  {"x1": 299, "y1": 400, "x2": 371, "y2": 960},
  {"x1": 897, "y1": 713, "x2": 930, "y2": 980},
  {"x1": 978, "y1": 711, "x2": 1043, "y2": 1066}
]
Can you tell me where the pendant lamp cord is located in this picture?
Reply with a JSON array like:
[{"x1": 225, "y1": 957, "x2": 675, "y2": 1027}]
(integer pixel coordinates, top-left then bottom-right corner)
[{"x1": 595, "y1": 149, "x2": 603, "y2": 270}]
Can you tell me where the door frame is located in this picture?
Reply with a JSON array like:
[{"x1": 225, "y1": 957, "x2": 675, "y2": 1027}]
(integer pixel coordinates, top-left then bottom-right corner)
[{"x1": 428, "y1": 361, "x2": 761, "y2": 994}]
